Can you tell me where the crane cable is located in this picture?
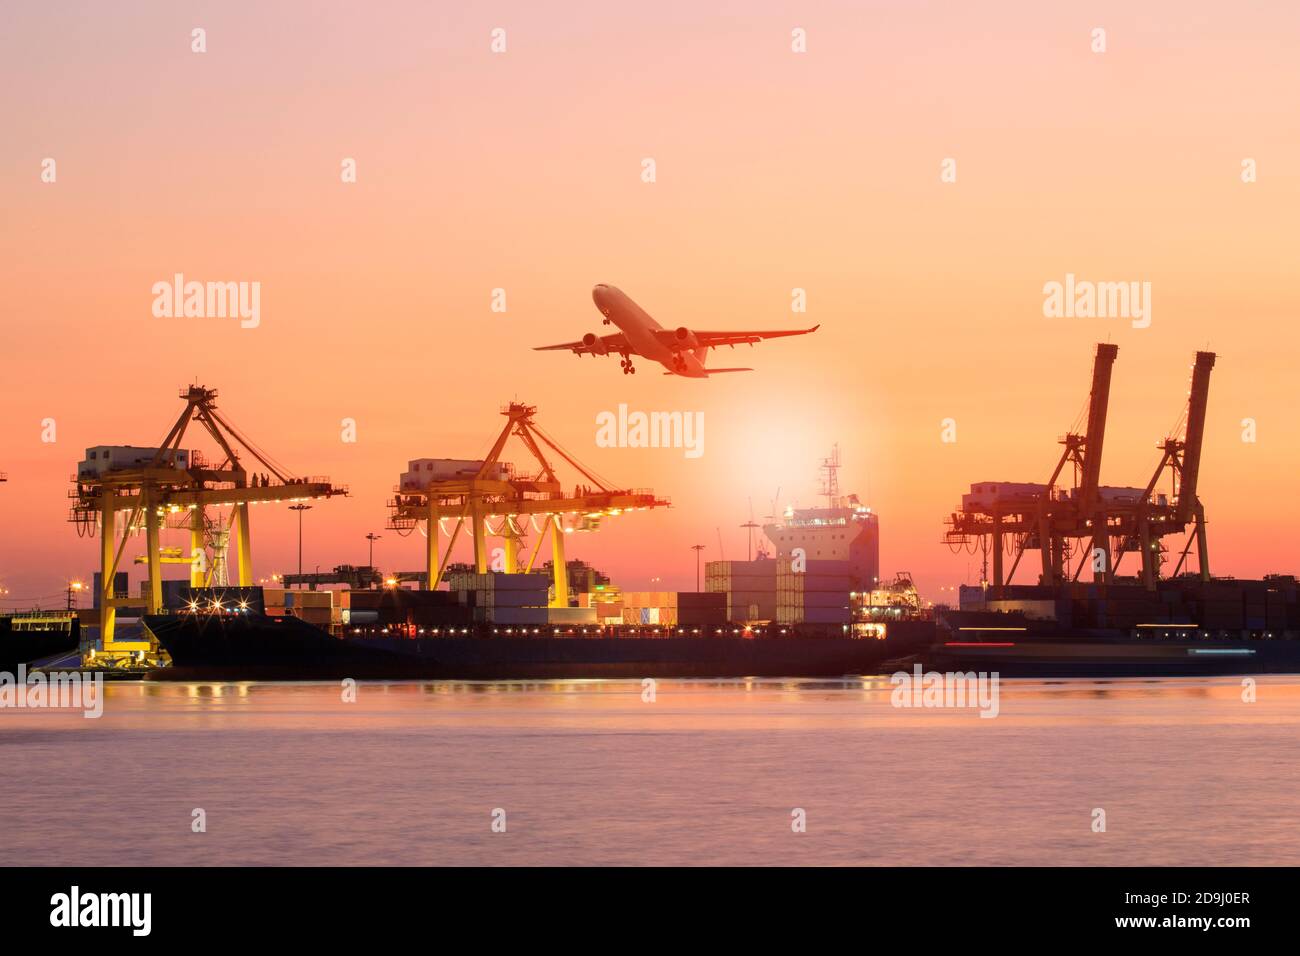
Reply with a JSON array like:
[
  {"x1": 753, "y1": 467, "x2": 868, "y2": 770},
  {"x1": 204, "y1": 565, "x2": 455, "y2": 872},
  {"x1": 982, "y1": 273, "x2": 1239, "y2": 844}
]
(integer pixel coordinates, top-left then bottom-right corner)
[
  {"x1": 207, "y1": 408, "x2": 298, "y2": 483},
  {"x1": 530, "y1": 421, "x2": 616, "y2": 492}
]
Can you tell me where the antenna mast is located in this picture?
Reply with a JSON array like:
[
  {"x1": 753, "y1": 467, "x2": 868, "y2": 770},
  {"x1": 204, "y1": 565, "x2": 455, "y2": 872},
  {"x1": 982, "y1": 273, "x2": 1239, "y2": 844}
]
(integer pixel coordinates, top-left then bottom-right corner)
[{"x1": 820, "y1": 444, "x2": 841, "y2": 508}]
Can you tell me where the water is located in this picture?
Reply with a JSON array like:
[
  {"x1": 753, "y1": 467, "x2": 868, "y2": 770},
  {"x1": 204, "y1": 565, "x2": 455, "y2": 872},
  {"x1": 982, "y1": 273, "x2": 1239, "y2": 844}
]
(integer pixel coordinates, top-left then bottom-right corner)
[{"x1": 2, "y1": 676, "x2": 1297, "y2": 866}]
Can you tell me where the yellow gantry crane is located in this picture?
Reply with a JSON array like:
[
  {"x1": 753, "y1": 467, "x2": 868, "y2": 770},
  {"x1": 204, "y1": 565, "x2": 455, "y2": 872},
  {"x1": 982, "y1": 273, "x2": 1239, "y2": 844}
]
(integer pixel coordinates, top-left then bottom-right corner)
[
  {"x1": 69, "y1": 386, "x2": 346, "y2": 661},
  {"x1": 387, "y1": 402, "x2": 668, "y2": 607}
]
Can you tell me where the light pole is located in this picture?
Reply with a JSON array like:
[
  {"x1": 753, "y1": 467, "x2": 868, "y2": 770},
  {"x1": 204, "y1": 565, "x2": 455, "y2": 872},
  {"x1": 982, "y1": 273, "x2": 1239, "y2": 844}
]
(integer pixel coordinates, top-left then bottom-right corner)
[
  {"x1": 691, "y1": 544, "x2": 706, "y2": 592},
  {"x1": 366, "y1": 532, "x2": 381, "y2": 570},
  {"x1": 66, "y1": 580, "x2": 84, "y2": 611},
  {"x1": 289, "y1": 504, "x2": 312, "y2": 587}
]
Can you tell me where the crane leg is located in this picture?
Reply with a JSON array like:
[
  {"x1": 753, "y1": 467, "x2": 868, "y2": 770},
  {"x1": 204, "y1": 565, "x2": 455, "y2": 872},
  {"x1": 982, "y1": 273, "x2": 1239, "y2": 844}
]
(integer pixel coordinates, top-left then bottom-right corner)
[
  {"x1": 426, "y1": 498, "x2": 440, "y2": 590},
  {"x1": 145, "y1": 493, "x2": 163, "y2": 613},
  {"x1": 99, "y1": 490, "x2": 116, "y2": 648},
  {"x1": 991, "y1": 515, "x2": 1004, "y2": 593},
  {"x1": 504, "y1": 521, "x2": 520, "y2": 574},
  {"x1": 190, "y1": 506, "x2": 205, "y2": 588},
  {"x1": 1091, "y1": 522, "x2": 1110, "y2": 585},
  {"x1": 472, "y1": 504, "x2": 488, "y2": 574},
  {"x1": 235, "y1": 502, "x2": 252, "y2": 586},
  {"x1": 1139, "y1": 517, "x2": 1156, "y2": 590},
  {"x1": 550, "y1": 515, "x2": 568, "y2": 608},
  {"x1": 1038, "y1": 516, "x2": 1055, "y2": 585},
  {"x1": 1195, "y1": 504, "x2": 1210, "y2": 580}
]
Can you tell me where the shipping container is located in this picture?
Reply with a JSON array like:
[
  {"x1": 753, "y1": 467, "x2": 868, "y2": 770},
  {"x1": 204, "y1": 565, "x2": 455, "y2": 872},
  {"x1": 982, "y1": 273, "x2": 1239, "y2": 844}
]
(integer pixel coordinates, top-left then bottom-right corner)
[
  {"x1": 677, "y1": 591, "x2": 727, "y2": 608},
  {"x1": 705, "y1": 560, "x2": 779, "y2": 578},
  {"x1": 797, "y1": 607, "x2": 852, "y2": 625},
  {"x1": 489, "y1": 607, "x2": 548, "y2": 625},
  {"x1": 622, "y1": 591, "x2": 679, "y2": 609},
  {"x1": 548, "y1": 607, "x2": 597, "y2": 626},
  {"x1": 620, "y1": 607, "x2": 678, "y2": 626},
  {"x1": 446, "y1": 571, "x2": 551, "y2": 593}
]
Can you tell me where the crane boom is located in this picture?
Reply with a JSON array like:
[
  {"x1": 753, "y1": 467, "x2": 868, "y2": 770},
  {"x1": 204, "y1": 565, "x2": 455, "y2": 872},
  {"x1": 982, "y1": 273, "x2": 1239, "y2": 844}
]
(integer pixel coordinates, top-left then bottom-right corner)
[
  {"x1": 1176, "y1": 351, "x2": 1216, "y2": 523},
  {"x1": 1078, "y1": 343, "x2": 1119, "y2": 516}
]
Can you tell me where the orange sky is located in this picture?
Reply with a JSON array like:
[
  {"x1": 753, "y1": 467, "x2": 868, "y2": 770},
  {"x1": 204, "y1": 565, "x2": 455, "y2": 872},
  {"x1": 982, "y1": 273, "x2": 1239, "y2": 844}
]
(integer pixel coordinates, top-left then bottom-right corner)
[{"x1": 2, "y1": 2, "x2": 1299, "y2": 607}]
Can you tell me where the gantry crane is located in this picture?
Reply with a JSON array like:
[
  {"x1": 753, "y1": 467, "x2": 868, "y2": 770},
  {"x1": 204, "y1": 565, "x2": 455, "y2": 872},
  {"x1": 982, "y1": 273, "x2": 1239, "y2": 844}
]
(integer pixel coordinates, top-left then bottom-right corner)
[
  {"x1": 945, "y1": 346, "x2": 1216, "y2": 593},
  {"x1": 945, "y1": 344, "x2": 1119, "y2": 588},
  {"x1": 387, "y1": 402, "x2": 668, "y2": 607},
  {"x1": 69, "y1": 386, "x2": 346, "y2": 660},
  {"x1": 1123, "y1": 351, "x2": 1216, "y2": 587},
  {"x1": 1031, "y1": 342, "x2": 1119, "y2": 583}
]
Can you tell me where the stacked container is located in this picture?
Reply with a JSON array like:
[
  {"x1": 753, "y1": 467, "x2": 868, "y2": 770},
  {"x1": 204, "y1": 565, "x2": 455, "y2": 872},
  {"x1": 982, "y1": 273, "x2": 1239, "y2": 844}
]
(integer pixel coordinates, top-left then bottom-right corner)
[
  {"x1": 548, "y1": 606, "x2": 597, "y2": 626},
  {"x1": 620, "y1": 591, "x2": 678, "y2": 626},
  {"x1": 1194, "y1": 581, "x2": 1244, "y2": 632},
  {"x1": 704, "y1": 560, "x2": 778, "y2": 622},
  {"x1": 451, "y1": 572, "x2": 550, "y2": 625},
  {"x1": 349, "y1": 588, "x2": 472, "y2": 628},
  {"x1": 262, "y1": 588, "x2": 334, "y2": 628},
  {"x1": 776, "y1": 560, "x2": 852, "y2": 626},
  {"x1": 677, "y1": 591, "x2": 727, "y2": 628},
  {"x1": 578, "y1": 592, "x2": 625, "y2": 624}
]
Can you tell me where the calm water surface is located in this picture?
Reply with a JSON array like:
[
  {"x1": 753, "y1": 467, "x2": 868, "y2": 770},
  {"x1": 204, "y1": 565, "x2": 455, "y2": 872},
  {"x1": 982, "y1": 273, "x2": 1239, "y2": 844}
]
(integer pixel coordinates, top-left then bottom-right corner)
[{"x1": 2, "y1": 676, "x2": 1297, "y2": 866}]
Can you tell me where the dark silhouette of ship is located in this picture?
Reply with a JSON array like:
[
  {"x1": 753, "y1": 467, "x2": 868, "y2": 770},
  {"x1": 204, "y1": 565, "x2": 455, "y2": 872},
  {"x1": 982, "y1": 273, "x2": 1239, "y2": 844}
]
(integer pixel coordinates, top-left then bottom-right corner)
[
  {"x1": 0, "y1": 613, "x2": 79, "y2": 673},
  {"x1": 143, "y1": 611, "x2": 923, "y2": 681}
]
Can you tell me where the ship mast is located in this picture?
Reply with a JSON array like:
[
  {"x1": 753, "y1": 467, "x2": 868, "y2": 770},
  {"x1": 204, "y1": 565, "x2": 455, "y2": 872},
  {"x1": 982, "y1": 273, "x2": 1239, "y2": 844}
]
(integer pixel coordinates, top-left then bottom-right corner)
[{"x1": 820, "y1": 444, "x2": 841, "y2": 509}]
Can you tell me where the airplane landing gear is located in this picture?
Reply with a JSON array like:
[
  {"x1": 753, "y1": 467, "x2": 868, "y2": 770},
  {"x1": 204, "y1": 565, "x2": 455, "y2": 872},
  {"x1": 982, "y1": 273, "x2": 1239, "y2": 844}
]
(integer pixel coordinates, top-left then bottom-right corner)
[{"x1": 620, "y1": 356, "x2": 636, "y2": 375}]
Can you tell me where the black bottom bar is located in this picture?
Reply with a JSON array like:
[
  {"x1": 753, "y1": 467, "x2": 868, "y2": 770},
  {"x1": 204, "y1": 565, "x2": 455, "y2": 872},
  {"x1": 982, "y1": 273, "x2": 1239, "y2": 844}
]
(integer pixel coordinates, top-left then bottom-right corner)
[{"x1": 0, "y1": 866, "x2": 1277, "y2": 940}]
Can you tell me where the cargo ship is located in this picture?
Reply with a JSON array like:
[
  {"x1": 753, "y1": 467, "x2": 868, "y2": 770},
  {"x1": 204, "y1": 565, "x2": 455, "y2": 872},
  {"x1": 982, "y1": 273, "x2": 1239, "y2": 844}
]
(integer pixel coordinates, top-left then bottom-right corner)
[
  {"x1": 896, "y1": 577, "x2": 1300, "y2": 677},
  {"x1": 144, "y1": 609, "x2": 930, "y2": 681},
  {"x1": 146, "y1": 596, "x2": 1300, "y2": 682},
  {"x1": 762, "y1": 444, "x2": 880, "y2": 591},
  {"x1": 133, "y1": 476, "x2": 924, "y2": 680},
  {"x1": 1, "y1": 611, "x2": 80, "y2": 673},
  {"x1": 917, "y1": 630, "x2": 1300, "y2": 677}
]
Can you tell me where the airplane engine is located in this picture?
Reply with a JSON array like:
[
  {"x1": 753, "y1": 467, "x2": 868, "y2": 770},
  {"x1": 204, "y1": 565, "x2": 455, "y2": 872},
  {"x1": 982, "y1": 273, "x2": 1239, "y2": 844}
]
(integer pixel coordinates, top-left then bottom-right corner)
[
  {"x1": 582, "y1": 332, "x2": 610, "y2": 355},
  {"x1": 674, "y1": 327, "x2": 700, "y2": 350}
]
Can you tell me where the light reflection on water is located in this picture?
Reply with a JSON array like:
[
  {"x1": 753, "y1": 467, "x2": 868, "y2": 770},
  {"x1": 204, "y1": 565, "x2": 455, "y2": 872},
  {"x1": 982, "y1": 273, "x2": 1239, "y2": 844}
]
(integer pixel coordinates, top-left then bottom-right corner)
[{"x1": 1, "y1": 676, "x2": 1297, "y2": 866}]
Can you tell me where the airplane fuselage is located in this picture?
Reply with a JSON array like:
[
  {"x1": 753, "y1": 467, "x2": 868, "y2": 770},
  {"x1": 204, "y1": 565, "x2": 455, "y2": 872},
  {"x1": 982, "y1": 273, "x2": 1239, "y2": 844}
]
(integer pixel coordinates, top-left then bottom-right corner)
[{"x1": 593, "y1": 284, "x2": 709, "y2": 377}]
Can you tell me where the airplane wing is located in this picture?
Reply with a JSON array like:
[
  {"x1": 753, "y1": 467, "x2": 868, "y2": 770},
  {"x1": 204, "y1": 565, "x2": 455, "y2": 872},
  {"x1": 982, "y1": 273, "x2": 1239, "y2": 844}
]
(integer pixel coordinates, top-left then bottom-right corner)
[
  {"x1": 655, "y1": 325, "x2": 820, "y2": 350},
  {"x1": 532, "y1": 332, "x2": 630, "y2": 355}
]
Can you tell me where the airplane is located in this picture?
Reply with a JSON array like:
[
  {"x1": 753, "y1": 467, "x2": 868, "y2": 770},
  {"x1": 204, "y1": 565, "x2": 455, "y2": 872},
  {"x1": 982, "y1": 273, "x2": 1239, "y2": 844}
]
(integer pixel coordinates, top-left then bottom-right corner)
[{"x1": 533, "y1": 284, "x2": 820, "y2": 378}]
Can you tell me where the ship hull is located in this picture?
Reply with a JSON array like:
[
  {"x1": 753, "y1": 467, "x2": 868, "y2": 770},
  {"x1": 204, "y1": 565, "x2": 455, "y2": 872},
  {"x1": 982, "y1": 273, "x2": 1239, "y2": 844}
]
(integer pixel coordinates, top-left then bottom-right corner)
[
  {"x1": 0, "y1": 617, "x2": 80, "y2": 672},
  {"x1": 145, "y1": 614, "x2": 896, "y2": 680},
  {"x1": 918, "y1": 636, "x2": 1300, "y2": 678}
]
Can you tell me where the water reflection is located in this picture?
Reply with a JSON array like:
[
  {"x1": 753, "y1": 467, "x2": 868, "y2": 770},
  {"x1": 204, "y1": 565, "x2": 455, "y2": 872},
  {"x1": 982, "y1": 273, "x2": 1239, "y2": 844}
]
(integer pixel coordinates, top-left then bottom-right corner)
[{"x1": 2, "y1": 676, "x2": 1298, "y2": 865}]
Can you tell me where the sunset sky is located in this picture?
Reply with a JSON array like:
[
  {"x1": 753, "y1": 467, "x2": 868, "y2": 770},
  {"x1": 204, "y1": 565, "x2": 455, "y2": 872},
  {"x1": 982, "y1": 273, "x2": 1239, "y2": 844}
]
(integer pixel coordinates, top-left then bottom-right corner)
[{"x1": 2, "y1": 1, "x2": 1299, "y2": 607}]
